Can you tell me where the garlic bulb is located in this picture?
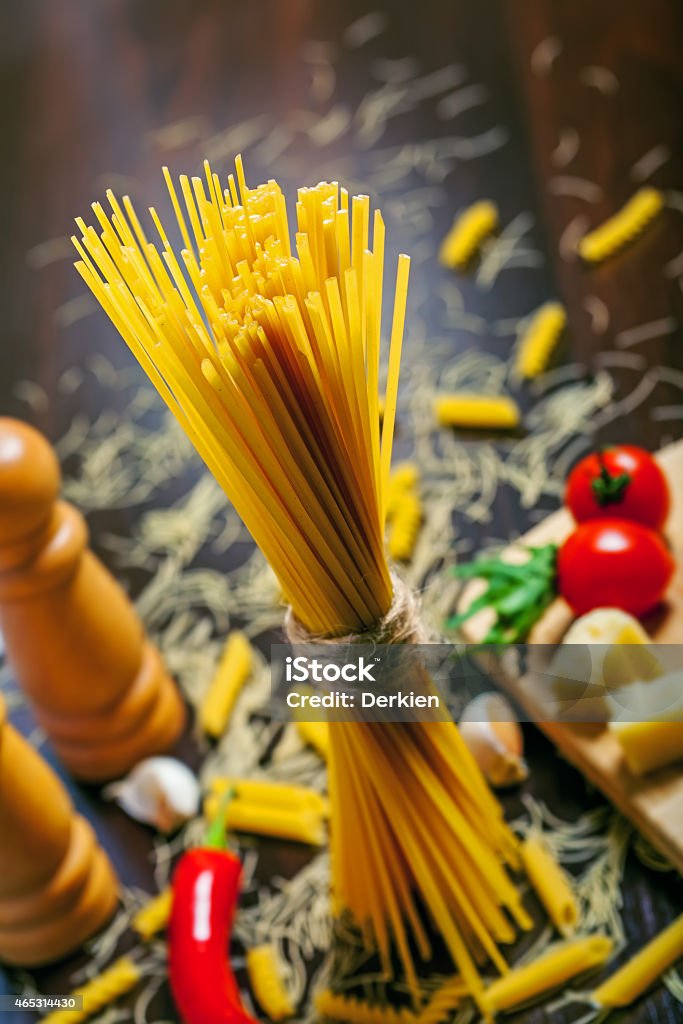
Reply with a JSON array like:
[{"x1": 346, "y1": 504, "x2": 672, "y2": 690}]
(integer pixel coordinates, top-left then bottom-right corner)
[
  {"x1": 459, "y1": 693, "x2": 527, "y2": 788},
  {"x1": 104, "y1": 757, "x2": 200, "y2": 832}
]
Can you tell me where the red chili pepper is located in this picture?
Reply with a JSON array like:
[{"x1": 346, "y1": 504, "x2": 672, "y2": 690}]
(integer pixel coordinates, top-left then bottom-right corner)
[{"x1": 168, "y1": 795, "x2": 256, "y2": 1024}]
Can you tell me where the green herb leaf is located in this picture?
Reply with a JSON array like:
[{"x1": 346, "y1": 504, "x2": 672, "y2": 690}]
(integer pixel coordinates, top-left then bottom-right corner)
[
  {"x1": 447, "y1": 544, "x2": 558, "y2": 644},
  {"x1": 495, "y1": 576, "x2": 548, "y2": 618}
]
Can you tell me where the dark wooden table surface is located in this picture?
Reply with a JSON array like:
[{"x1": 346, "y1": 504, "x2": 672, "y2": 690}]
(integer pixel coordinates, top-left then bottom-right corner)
[{"x1": 1, "y1": 1, "x2": 683, "y2": 1022}]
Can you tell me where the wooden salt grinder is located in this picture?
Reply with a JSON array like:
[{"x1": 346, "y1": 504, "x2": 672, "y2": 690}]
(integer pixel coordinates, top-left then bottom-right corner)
[
  {"x1": 0, "y1": 694, "x2": 118, "y2": 966},
  {"x1": 0, "y1": 418, "x2": 186, "y2": 782}
]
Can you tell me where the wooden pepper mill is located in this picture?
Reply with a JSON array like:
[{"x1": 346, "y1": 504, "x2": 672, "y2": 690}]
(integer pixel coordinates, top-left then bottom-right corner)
[
  {"x1": 0, "y1": 417, "x2": 186, "y2": 782},
  {"x1": 0, "y1": 694, "x2": 118, "y2": 965}
]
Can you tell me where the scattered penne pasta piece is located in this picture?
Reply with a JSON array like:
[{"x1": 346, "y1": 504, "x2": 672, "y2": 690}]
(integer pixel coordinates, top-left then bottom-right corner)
[
  {"x1": 200, "y1": 631, "x2": 253, "y2": 738},
  {"x1": 386, "y1": 464, "x2": 423, "y2": 562},
  {"x1": 388, "y1": 492, "x2": 423, "y2": 562},
  {"x1": 203, "y1": 794, "x2": 326, "y2": 846},
  {"x1": 482, "y1": 935, "x2": 613, "y2": 1013},
  {"x1": 514, "y1": 302, "x2": 566, "y2": 379},
  {"x1": 577, "y1": 187, "x2": 664, "y2": 263},
  {"x1": 434, "y1": 393, "x2": 521, "y2": 430},
  {"x1": 591, "y1": 913, "x2": 683, "y2": 1008},
  {"x1": 521, "y1": 836, "x2": 579, "y2": 936},
  {"x1": 388, "y1": 462, "x2": 420, "y2": 494},
  {"x1": 439, "y1": 201, "x2": 499, "y2": 269},
  {"x1": 294, "y1": 718, "x2": 330, "y2": 760},
  {"x1": 209, "y1": 776, "x2": 329, "y2": 817},
  {"x1": 131, "y1": 887, "x2": 173, "y2": 939},
  {"x1": 247, "y1": 944, "x2": 296, "y2": 1020},
  {"x1": 40, "y1": 957, "x2": 141, "y2": 1024},
  {"x1": 387, "y1": 462, "x2": 420, "y2": 514}
]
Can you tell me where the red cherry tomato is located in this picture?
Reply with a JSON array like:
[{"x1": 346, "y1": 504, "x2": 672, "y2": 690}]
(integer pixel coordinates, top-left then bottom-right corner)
[
  {"x1": 565, "y1": 446, "x2": 670, "y2": 530},
  {"x1": 557, "y1": 519, "x2": 674, "y2": 618}
]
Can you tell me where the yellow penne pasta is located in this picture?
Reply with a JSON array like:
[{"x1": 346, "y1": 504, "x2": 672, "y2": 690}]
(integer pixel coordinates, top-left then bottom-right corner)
[
  {"x1": 203, "y1": 794, "x2": 326, "y2": 846},
  {"x1": 483, "y1": 935, "x2": 613, "y2": 1013},
  {"x1": 439, "y1": 201, "x2": 498, "y2": 269},
  {"x1": 521, "y1": 837, "x2": 579, "y2": 936},
  {"x1": 514, "y1": 302, "x2": 566, "y2": 379},
  {"x1": 294, "y1": 718, "x2": 330, "y2": 759},
  {"x1": 388, "y1": 493, "x2": 423, "y2": 562},
  {"x1": 434, "y1": 393, "x2": 521, "y2": 430},
  {"x1": 200, "y1": 631, "x2": 253, "y2": 737},
  {"x1": 209, "y1": 776, "x2": 329, "y2": 817},
  {"x1": 386, "y1": 463, "x2": 422, "y2": 561},
  {"x1": 578, "y1": 187, "x2": 664, "y2": 263},
  {"x1": 386, "y1": 463, "x2": 419, "y2": 516},
  {"x1": 591, "y1": 913, "x2": 683, "y2": 1008},
  {"x1": 247, "y1": 944, "x2": 296, "y2": 1020},
  {"x1": 388, "y1": 462, "x2": 420, "y2": 491},
  {"x1": 40, "y1": 957, "x2": 140, "y2": 1024},
  {"x1": 131, "y1": 887, "x2": 172, "y2": 939}
]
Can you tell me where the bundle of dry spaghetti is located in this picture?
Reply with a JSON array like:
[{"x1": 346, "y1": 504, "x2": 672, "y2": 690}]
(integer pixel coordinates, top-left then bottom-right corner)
[{"x1": 73, "y1": 157, "x2": 528, "y2": 1018}]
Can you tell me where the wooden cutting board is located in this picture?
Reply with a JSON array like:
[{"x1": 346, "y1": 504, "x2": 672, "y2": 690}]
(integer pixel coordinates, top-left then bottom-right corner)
[{"x1": 459, "y1": 441, "x2": 683, "y2": 872}]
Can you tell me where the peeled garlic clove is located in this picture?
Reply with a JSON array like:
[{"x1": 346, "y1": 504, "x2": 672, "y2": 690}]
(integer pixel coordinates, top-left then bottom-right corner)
[
  {"x1": 104, "y1": 757, "x2": 200, "y2": 832},
  {"x1": 459, "y1": 693, "x2": 528, "y2": 788}
]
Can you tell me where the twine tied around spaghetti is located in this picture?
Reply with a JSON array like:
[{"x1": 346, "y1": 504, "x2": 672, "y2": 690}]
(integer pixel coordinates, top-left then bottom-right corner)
[{"x1": 284, "y1": 572, "x2": 430, "y2": 646}]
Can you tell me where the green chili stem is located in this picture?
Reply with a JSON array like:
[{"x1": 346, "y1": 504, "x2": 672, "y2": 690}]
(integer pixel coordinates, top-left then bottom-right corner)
[{"x1": 204, "y1": 787, "x2": 237, "y2": 850}]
